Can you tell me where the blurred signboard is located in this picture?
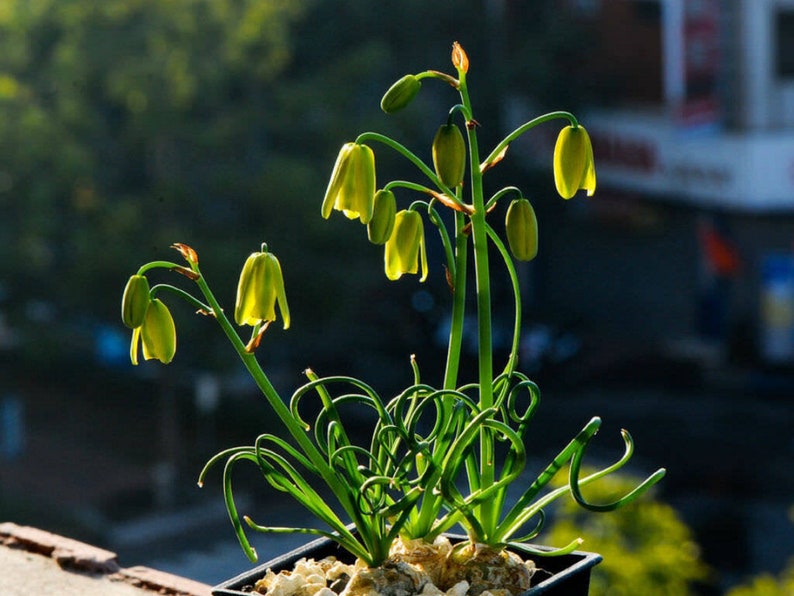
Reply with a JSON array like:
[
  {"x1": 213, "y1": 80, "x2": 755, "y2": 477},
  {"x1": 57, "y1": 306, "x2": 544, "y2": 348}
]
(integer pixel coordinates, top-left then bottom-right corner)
[{"x1": 583, "y1": 109, "x2": 794, "y2": 212}]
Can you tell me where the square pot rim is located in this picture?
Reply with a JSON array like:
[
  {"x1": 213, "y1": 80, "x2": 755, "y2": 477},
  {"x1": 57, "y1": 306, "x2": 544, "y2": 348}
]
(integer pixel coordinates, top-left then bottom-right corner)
[{"x1": 212, "y1": 533, "x2": 602, "y2": 596}]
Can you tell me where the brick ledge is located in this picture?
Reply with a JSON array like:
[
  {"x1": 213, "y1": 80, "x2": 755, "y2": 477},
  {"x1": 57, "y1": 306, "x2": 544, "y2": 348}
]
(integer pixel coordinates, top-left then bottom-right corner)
[{"x1": 0, "y1": 522, "x2": 212, "y2": 596}]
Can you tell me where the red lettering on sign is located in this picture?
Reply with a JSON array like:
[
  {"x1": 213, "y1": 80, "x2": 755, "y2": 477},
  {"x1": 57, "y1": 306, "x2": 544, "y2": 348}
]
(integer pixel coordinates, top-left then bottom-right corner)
[{"x1": 589, "y1": 131, "x2": 658, "y2": 173}]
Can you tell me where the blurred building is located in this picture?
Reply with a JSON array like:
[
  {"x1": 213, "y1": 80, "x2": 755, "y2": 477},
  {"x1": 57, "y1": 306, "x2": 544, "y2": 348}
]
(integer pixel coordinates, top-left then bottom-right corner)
[{"x1": 511, "y1": 0, "x2": 794, "y2": 371}]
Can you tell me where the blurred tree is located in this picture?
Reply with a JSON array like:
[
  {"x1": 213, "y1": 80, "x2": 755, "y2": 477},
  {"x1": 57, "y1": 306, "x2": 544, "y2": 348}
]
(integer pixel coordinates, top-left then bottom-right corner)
[
  {"x1": 725, "y1": 562, "x2": 794, "y2": 596},
  {"x1": 0, "y1": 0, "x2": 585, "y2": 382},
  {"x1": 724, "y1": 507, "x2": 794, "y2": 596},
  {"x1": 0, "y1": 0, "x2": 308, "y2": 358},
  {"x1": 544, "y1": 471, "x2": 711, "y2": 595}
]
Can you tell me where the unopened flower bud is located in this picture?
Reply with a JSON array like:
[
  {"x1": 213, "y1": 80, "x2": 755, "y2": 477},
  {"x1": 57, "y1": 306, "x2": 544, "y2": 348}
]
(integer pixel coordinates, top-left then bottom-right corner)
[
  {"x1": 432, "y1": 123, "x2": 466, "y2": 188},
  {"x1": 129, "y1": 298, "x2": 176, "y2": 365},
  {"x1": 380, "y1": 74, "x2": 421, "y2": 114},
  {"x1": 121, "y1": 274, "x2": 151, "y2": 329},
  {"x1": 367, "y1": 189, "x2": 396, "y2": 245},
  {"x1": 451, "y1": 42, "x2": 469, "y2": 74},
  {"x1": 553, "y1": 125, "x2": 596, "y2": 199},
  {"x1": 384, "y1": 210, "x2": 428, "y2": 282},
  {"x1": 321, "y1": 142, "x2": 376, "y2": 224},
  {"x1": 235, "y1": 251, "x2": 290, "y2": 329},
  {"x1": 505, "y1": 198, "x2": 538, "y2": 261}
]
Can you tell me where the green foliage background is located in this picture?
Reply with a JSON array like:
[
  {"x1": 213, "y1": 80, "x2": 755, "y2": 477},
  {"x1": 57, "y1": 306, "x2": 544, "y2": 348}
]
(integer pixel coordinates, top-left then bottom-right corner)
[
  {"x1": 545, "y1": 471, "x2": 711, "y2": 595},
  {"x1": 0, "y1": 0, "x2": 587, "y2": 379}
]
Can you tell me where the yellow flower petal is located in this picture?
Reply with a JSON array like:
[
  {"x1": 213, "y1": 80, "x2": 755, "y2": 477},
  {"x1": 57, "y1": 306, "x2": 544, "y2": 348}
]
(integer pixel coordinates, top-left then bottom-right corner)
[
  {"x1": 553, "y1": 125, "x2": 595, "y2": 200},
  {"x1": 384, "y1": 210, "x2": 426, "y2": 281},
  {"x1": 141, "y1": 299, "x2": 176, "y2": 364}
]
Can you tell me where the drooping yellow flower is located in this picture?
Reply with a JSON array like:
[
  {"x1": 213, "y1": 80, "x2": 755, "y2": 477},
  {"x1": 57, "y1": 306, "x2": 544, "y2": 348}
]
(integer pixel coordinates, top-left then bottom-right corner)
[
  {"x1": 553, "y1": 125, "x2": 596, "y2": 200},
  {"x1": 130, "y1": 298, "x2": 176, "y2": 365},
  {"x1": 321, "y1": 142, "x2": 376, "y2": 224},
  {"x1": 121, "y1": 274, "x2": 151, "y2": 329},
  {"x1": 234, "y1": 250, "x2": 290, "y2": 329},
  {"x1": 384, "y1": 210, "x2": 427, "y2": 282}
]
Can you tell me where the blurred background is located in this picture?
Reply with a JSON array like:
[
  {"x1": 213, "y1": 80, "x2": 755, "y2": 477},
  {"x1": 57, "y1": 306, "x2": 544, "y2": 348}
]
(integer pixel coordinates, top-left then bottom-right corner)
[{"x1": 1, "y1": 0, "x2": 793, "y2": 594}]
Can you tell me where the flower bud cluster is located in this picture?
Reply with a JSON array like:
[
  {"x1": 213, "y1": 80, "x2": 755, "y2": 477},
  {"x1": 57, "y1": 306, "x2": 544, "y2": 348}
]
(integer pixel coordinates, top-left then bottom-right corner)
[
  {"x1": 122, "y1": 274, "x2": 176, "y2": 365},
  {"x1": 322, "y1": 139, "x2": 429, "y2": 283}
]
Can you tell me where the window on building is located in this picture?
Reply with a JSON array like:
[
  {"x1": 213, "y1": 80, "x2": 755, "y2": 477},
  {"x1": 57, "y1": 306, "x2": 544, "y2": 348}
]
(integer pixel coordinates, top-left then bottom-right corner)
[{"x1": 588, "y1": 0, "x2": 664, "y2": 104}]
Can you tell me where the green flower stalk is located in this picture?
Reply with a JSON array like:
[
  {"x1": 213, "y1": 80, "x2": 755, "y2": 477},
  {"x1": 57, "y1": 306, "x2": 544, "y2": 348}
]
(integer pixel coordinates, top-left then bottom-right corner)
[
  {"x1": 553, "y1": 124, "x2": 596, "y2": 199},
  {"x1": 384, "y1": 209, "x2": 428, "y2": 281},
  {"x1": 235, "y1": 250, "x2": 290, "y2": 329},
  {"x1": 321, "y1": 142, "x2": 376, "y2": 224}
]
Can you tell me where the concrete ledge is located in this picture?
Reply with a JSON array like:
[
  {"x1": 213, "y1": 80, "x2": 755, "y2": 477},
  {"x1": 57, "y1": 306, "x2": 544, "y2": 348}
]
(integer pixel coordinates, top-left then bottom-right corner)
[{"x1": 0, "y1": 522, "x2": 212, "y2": 595}]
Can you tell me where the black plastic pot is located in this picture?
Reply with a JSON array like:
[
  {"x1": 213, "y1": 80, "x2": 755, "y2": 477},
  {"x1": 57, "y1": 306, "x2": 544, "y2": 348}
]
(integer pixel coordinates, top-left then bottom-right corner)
[{"x1": 212, "y1": 534, "x2": 602, "y2": 596}]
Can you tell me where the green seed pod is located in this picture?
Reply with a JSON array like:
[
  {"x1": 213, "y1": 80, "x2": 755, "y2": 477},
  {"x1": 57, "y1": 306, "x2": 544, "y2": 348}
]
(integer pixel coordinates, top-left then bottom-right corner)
[
  {"x1": 121, "y1": 274, "x2": 151, "y2": 329},
  {"x1": 367, "y1": 189, "x2": 396, "y2": 245},
  {"x1": 235, "y1": 251, "x2": 290, "y2": 329},
  {"x1": 380, "y1": 74, "x2": 421, "y2": 114},
  {"x1": 505, "y1": 198, "x2": 538, "y2": 261},
  {"x1": 140, "y1": 298, "x2": 176, "y2": 364},
  {"x1": 432, "y1": 123, "x2": 466, "y2": 188}
]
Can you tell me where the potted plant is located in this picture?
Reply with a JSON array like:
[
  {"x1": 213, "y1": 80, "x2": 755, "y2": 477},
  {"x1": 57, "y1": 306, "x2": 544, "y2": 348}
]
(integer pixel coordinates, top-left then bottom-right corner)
[{"x1": 121, "y1": 43, "x2": 665, "y2": 596}]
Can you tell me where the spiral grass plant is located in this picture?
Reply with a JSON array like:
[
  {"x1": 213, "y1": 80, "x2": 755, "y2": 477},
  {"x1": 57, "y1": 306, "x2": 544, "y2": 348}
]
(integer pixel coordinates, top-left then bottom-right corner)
[{"x1": 122, "y1": 43, "x2": 665, "y2": 571}]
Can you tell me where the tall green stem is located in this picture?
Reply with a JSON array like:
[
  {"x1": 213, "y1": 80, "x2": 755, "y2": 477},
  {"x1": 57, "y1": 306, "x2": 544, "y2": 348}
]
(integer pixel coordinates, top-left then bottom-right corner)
[
  {"x1": 191, "y1": 269, "x2": 365, "y2": 548},
  {"x1": 443, "y1": 211, "x2": 468, "y2": 390},
  {"x1": 457, "y1": 74, "x2": 496, "y2": 535}
]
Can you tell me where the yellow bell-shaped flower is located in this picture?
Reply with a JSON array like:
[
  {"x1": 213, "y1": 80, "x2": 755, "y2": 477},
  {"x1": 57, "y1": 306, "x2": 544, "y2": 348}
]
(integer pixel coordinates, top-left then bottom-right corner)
[
  {"x1": 234, "y1": 251, "x2": 291, "y2": 329},
  {"x1": 130, "y1": 298, "x2": 176, "y2": 365},
  {"x1": 384, "y1": 210, "x2": 428, "y2": 282},
  {"x1": 553, "y1": 125, "x2": 596, "y2": 200},
  {"x1": 321, "y1": 142, "x2": 376, "y2": 224}
]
